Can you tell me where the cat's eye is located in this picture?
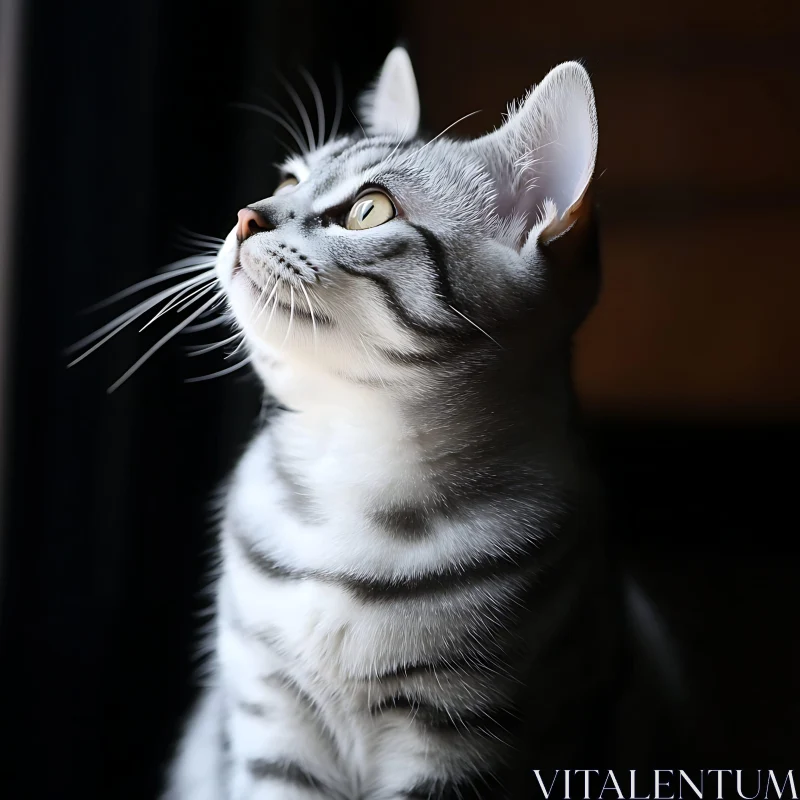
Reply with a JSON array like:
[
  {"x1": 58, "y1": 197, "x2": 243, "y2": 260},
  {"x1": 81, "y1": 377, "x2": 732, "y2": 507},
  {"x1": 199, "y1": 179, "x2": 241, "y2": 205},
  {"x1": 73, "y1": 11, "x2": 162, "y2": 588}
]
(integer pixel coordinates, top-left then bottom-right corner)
[
  {"x1": 345, "y1": 190, "x2": 396, "y2": 231},
  {"x1": 273, "y1": 176, "x2": 299, "y2": 195}
]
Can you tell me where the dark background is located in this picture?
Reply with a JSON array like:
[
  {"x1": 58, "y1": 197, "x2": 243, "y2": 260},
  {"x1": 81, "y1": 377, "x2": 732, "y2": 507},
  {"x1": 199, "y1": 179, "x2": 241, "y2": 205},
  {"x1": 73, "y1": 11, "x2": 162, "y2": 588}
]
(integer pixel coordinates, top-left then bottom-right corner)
[{"x1": 0, "y1": 0, "x2": 797, "y2": 797}]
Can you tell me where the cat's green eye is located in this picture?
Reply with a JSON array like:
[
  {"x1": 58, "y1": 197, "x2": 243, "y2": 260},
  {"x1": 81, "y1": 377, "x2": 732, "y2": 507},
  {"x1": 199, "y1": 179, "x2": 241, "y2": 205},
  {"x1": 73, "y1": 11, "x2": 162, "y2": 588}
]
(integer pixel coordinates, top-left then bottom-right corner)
[
  {"x1": 273, "y1": 176, "x2": 299, "y2": 195},
  {"x1": 345, "y1": 190, "x2": 396, "y2": 231}
]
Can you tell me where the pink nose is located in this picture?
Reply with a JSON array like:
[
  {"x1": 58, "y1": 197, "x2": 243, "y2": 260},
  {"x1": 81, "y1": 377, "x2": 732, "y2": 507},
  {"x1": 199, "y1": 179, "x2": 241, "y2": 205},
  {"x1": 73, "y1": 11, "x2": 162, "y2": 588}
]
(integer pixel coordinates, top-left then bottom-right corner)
[{"x1": 236, "y1": 207, "x2": 273, "y2": 242}]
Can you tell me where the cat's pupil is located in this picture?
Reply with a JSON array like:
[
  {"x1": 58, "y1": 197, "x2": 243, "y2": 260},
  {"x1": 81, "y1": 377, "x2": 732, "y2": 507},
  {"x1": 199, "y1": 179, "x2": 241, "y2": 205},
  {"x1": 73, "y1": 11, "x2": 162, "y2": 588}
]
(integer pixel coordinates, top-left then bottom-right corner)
[{"x1": 359, "y1": 201, "x2": 374, "y2": 222}]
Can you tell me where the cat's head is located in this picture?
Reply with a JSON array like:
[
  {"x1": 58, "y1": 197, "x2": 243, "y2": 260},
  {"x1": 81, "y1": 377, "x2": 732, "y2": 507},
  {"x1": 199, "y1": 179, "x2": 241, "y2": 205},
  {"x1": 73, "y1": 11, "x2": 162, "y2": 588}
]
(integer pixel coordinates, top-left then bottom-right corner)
[{"x1": 216, "y1": 47, "x2": 599, "y2": 388}]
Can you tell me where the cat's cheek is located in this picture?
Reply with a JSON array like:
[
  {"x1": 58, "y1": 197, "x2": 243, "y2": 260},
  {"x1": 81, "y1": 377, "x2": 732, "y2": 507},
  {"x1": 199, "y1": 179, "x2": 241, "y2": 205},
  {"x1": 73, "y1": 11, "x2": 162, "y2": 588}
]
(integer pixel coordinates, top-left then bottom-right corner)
[
  {"x1": 226, "y1": 276, "x2": 258, "y2": 328},
  {"x1": 214, "y1": 228, "x2": 240, "y2": 290}
]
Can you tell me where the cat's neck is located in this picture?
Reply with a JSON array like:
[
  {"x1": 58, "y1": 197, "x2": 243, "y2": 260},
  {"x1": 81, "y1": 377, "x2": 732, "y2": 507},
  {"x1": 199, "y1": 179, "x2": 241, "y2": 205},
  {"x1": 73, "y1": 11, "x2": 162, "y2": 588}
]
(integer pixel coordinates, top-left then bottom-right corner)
[{"x1": 254, "y1": 344, "x2": 579, "y2": 473}]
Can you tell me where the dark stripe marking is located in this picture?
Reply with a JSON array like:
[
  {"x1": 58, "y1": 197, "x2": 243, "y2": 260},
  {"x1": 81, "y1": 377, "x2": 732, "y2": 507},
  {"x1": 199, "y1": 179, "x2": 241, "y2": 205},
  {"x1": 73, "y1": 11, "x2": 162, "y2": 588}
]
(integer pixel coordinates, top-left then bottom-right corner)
[
  {"x1": 371, "y1": 693, "x2": 520, "y2": 737},
  {"x1": 406, "y1": 222, "x2": 456, "y2": 307},
  {"x1": 232, "y1": 529, "x2": 299, "y2": 579},
  {"x1": 274, "y1": 297, "x2": 334, "y2": 327},
  {"x1": 232, "y1": 523, "x2": 544, "y2": 601},
  {"x1": 333, "y1": 259, "x2": 452, "y2": 338},
  {"x1": 370, "y1": 506, "x2": 435, "y2": 540},
  {"x1": 371, "y1": 642, "x2": 512, "y2": 683},
  {"x1": 262, "y1": 672, "x2": 341, "y2": 758},
  {"x1": 403, "y1": 772, "x2": 502, "y2": 800},
  {"x1": 237, "y1": 700, "x2": 268, "y2": 717},
  {"x1": 272, "y1": 455, "x2": 326, "y2": 525},
  {"x1": 247, "y1": 759, "x2": 329, "y2": 792}
]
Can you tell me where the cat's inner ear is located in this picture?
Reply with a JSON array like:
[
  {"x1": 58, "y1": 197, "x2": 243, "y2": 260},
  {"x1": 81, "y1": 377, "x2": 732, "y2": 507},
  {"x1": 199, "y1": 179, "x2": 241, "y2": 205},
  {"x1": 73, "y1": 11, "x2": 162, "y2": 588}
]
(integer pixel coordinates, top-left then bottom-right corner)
[
  {"x1": 359, "y1": 47, "x2": 420, "y2": 140},
  {"x1": 472, "y1": 62, "x2": 598, "y2": 247}
]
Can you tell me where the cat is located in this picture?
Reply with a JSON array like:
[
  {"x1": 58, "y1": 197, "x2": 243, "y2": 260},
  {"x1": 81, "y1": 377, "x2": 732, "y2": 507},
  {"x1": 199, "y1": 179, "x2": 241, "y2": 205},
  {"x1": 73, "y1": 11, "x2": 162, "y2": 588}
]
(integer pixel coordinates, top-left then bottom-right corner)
[{"x1": 158, "y1": 46, "x2": 630, "y2": 799}]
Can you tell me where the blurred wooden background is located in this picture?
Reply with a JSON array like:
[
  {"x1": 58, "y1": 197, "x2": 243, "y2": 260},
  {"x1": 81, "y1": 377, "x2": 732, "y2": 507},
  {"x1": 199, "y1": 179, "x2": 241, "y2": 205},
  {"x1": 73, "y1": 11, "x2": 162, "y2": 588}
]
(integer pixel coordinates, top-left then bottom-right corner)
[{"x1": 399, "y1": 0, "x2": 800, "y2": 419}]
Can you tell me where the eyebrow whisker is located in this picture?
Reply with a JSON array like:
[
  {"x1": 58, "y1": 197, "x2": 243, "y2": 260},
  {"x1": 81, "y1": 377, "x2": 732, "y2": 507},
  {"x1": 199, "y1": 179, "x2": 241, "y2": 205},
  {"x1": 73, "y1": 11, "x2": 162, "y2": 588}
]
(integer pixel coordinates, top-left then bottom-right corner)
[
  {"x1": 329, "y1": 64, "x2": 343, "y2": 142},
  {"x1": 278, "y1": 74, "x2": 316, "y2": 153},
  {"x1": 300, "y1": 68, "x2": 326, "y2": 150}
]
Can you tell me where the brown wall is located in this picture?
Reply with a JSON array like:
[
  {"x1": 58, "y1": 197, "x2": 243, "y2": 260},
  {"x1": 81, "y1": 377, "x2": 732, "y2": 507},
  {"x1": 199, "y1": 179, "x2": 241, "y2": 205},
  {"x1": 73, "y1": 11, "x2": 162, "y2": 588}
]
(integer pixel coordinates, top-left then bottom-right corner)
[{"x1": 399, "y1": 0, "x2": 800, "y2": 419}]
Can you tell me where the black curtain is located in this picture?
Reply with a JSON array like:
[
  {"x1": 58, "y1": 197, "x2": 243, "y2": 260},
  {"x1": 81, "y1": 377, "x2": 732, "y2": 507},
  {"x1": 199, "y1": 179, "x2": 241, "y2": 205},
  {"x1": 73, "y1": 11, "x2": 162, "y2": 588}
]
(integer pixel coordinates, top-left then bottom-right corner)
[{"x1": 0, "y1": 2, "x2": 397, "y2": 797}]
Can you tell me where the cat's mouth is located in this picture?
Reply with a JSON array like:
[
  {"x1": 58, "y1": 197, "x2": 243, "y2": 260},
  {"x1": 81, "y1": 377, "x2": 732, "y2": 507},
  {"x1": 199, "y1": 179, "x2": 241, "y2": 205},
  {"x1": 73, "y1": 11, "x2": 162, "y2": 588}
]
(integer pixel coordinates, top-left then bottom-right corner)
[{"x1": 232, "y1": 257, "x2": 332, "y2": 326}]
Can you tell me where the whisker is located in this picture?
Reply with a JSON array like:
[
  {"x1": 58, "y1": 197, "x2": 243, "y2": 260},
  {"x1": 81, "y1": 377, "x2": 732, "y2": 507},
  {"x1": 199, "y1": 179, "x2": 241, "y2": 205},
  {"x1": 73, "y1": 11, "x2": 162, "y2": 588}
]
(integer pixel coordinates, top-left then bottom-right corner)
[
  {"x1": 185, "y1": 356, "x2": 253, "y2": 383},
  {"x1": 169, "y1": 242, "x2": 219, "y2": 256},
  {"x1": 224, "y1": 325, "x2": 250, "y2": 359},
  {"x1": 384, "y1": 123, "x2": 411, "y2": 163},
  {"x1": 140, "y1": 275, "x2": 217, "y2": 330},
  {"x1": 107, "y1": 291, "x2": 226, "y2": 393},
  {"x1": 67, "y1": 273, "x2": 216, "y2": 358},
  {"x1": 299, "y1": 68, "x2": 325, "y2": 149},
  {"x1": 231, "y1": 102, "x2": 309, "y2": 154},
  {"x1": 254, "y1": 276, "x2": 281, "y2": 324},
  {"x1": 447, "y1": 303, "x2": 502, "y2": 348},
  {"x1": 175, "y1": 226, "x2": 225, "y2": 245},
  {"x1": 349, "y1": 105, "x2": 367, "y2": 139},
  {"x1": 250, "y1": 271, "x2": 278, "y2": 324},
  {"x1": 329, "y1": 65, "x2": 343, "y2": 142},
  {"x1": 155, "y1": 255, "x2": 218, "y2": 275},
  {"x1": 280, "y1": 286, "x2": 295, "y2": 349},
  {"x1": 86, "y1": 260, "x2": 215, "y2": 311},
  {"x1": 395, "y1": 110, "x2": 483, "y2": 169},
  {"x1": 174, "y1": 280, "x2": 219, "y2": 314},
  {"x1": 263, "y1": 281, "x2": 282, "y2": 334},
  {"x1": 256, "y1": 91, "x2": 308, "y2": 155},
  {"x1": 298, "y1": 282, "x2": 317, "y2": 352},
  {"x1": 186, "y1": 332, "x2": 244, "y2": 357},
  {"x1": 184, "y1": 315, "x2": 229, "y2": 334},
  {"x1": 277, "y1": 74, "x2": 316, "y2": 152}
]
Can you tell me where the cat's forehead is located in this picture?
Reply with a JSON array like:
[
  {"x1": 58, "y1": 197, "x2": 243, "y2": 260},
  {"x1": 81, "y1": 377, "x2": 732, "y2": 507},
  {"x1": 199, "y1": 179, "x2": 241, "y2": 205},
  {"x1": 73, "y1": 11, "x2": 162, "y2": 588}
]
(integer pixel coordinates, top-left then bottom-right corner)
[
  {"x1": 281, "y1": 135, "x2": 422, "y2": 189},
  {"x1": 279, "y1": 134, "x2": 469, "y2": 213}
]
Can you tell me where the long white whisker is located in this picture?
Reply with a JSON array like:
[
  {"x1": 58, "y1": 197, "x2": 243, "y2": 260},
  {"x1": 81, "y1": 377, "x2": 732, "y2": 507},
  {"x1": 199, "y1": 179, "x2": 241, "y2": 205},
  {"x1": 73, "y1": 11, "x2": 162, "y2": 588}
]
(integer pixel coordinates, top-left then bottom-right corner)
[
  {"x1": 67, "y1": 274, "x2": 215, "y2": 358},
  {"x1": 155, "y1": 255, "x2": 218, "y2": 275},
  {"x1": 447, "y1": 303, "x2": 503, "y2": 348},
  {"x1": 280, "y1": 286, "x2": 295, "y2": 349},
  {"x1": 250, "y1": 271, "x2": 278, "y2": 323},
  {"x1": 184, "y1": 315, "x2": 229, "y2": 334},
  {"x1": 300, "y1": 68, "x2": 325, "y2": 149},
  {"x1": 263, "y1": 282, "x2": 282, "y2": 335},
  {"x1": 224, "y1": 336, "x2": 249, "y2": 360},
  {"x1": 231, "y1": 102, "x2": 308, "y2": 154},
  {"x1": 384, "y1": 123, "x2": 411, "y2": 163},
  {"x1": 255, "y1": 276, "x2": 282, "y2": 324},
  {"x1": 107, "y1": 291, "x2": 226, "y2": 393},
  {"x1": 185, "y1": 356, "x2": 253, "y2": 383},
  {"x1": 170, "y1": 242, "x2": 218, "y2": 256},
  {"x1": 186, "y1": 332, "x2": 244, "y2": 357},
  {"x1": 86, "y1": 261, "x2": 215, "y2": 311},
  {"x1": 173, "y1": 280, "x2": 219, "y2": 314},
  {"x1": 329, "y1": 65, "x2": 343, "y2": 142},
  {"x1": 395, "y1": 110, "x2": 482, "y2": 169},
  {"x1": 175, "y1": 226, "x2": 224, "y2": 245},
  {"x1": 298, "y1": 282, "x2": 317, "y2": 352},
  {"x1": 349, "y1": 106, "x2": 367, "y2": 139},
  {"x1": 278, "y1": 76, "x2": 316, "y2": 152},
  {"x1": 140, "y1": 276, "x2": 217, "y2": 330},
  {"x1": 258, "y1": 93, "x2": 308, "y2": 155}
]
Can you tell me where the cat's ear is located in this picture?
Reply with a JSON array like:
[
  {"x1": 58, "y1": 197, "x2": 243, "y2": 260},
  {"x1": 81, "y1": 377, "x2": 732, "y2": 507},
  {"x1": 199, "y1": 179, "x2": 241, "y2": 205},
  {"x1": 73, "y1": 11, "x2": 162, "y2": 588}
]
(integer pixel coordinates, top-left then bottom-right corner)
[
  {"x1": 358, "y1": 47, "x2": 420, "y2": 140},
  {"x1": 472, "y1": 62, "x2": 597, "y2": 246}
]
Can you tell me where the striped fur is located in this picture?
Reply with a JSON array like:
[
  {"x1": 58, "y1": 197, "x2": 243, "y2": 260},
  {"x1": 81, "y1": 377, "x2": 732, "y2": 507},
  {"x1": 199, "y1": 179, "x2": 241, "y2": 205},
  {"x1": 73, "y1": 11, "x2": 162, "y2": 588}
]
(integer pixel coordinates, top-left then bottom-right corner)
[{"x1": 165, "y1": 50, "x2": 612, "y2": 799}]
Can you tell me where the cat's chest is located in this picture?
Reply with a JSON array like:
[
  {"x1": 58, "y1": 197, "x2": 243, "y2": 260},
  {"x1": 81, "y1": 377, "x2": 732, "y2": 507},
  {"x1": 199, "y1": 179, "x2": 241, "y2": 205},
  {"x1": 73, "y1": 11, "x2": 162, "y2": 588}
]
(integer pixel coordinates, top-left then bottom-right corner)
[{"x1": 228, "y1": 419, "x2": 434, "y2": 555}]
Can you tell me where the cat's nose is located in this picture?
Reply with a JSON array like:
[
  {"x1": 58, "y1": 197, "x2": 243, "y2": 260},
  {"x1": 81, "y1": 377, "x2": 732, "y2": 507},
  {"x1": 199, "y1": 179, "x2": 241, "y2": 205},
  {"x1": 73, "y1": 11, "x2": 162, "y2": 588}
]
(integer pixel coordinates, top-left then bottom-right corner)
[{"x1": 236, "y1": 207, "x2": 275, "y2": 242}]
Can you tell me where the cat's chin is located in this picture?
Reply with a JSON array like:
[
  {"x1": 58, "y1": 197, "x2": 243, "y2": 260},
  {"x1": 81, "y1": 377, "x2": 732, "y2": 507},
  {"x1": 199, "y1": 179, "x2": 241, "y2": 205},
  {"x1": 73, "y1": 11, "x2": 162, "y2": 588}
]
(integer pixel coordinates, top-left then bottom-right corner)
[{"x1": 229, "y1": 261, "x2": 259, "y2": 296}]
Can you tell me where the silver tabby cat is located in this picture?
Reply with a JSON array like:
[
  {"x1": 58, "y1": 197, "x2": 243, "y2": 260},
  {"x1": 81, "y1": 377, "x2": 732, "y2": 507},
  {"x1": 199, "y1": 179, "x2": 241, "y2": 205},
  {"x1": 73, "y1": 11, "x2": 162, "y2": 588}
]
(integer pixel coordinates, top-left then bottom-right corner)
[{"x1": 165, "y1": 47, "x2": 618, "y2": 799}]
